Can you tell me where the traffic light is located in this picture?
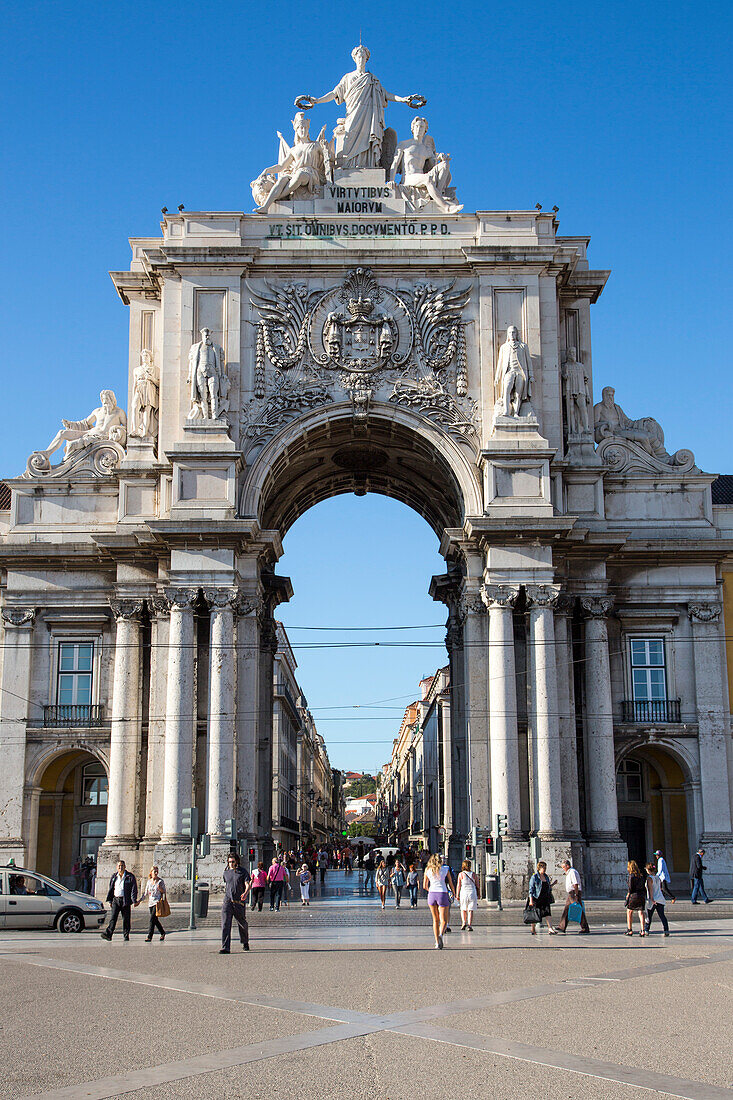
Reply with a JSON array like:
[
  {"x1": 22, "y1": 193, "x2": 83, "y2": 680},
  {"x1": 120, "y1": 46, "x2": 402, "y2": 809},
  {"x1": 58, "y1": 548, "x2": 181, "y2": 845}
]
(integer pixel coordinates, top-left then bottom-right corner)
[
  {"x1": 198, "y1": 834, "x2": 211, "y2": 858},
  {"x1": 465, "y1": 841, "x2": 472, "y2": 858},
  {"x1": 485, "y1": 836, "x2": 494, "y2": 854},
  {"x1": 494, "y1": 813, "x2": 508, "y2": 837},
  {"x1": 224, "y1": 818, "x2": 237, "y2": 841},
  {"x1": 182, "y1": 807, "x2": 199, "y2": 839},
  {"x1": 248, "y1": 847, "x2": 256, "y2": 863}
]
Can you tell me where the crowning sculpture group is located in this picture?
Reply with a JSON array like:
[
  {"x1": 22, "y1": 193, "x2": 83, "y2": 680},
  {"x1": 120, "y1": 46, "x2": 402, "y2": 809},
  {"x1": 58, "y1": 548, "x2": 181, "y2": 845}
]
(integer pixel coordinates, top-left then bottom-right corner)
[{"x1": 22, "y1": 44, "x2": 693, "y2": 480}]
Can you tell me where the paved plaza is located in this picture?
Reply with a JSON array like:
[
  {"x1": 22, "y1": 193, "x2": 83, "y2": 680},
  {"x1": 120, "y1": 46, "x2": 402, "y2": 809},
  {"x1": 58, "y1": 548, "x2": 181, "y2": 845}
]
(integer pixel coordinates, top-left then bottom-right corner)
[{"x1": 2, "y1": 875, "x2": 733, "y2": 1099}]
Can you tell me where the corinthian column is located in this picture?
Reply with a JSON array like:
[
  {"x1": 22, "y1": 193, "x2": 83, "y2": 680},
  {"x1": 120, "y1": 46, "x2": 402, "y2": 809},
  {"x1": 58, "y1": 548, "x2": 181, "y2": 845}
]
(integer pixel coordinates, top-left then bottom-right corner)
[
  {"x1": 161, "y1": 588, "x2": 198, "y2": 842},
  {"x1": 0, "y1": 608, "x2": 35, "y2": 863},
  {"x1": 203, "y1": 587, "x2": 237, "y2": 839},
  {"x1": 482, "y1": 584, "x2": 522, "y2": 835},
  {"x1": 105, "y1": 599, "x2": 144, "y2": 843},
  {"x1": 580, "y1": 595, "x2": 620, "y2": 839},
  {"x1": 525, "y1": 585, "x2": 564, "y2": 837}
]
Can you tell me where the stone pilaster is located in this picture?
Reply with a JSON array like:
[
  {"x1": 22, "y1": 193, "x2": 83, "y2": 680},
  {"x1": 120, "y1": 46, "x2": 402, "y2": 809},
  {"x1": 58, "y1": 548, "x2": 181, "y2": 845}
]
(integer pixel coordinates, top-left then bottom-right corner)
[
  {"x1": 234, "y1": 593, "x2": 261, "y2": 852},
  {"x1": 580, "y1": 594, "x2": 627, "y2": 893},
  {"x1": 160, "y1": 588, "x2": 198, "y2": 842},
  {"x1": 0, "y1": 608, "x2": 36, "y2": 864},
  {"x1": 103, "y1": 599, "x2": 144, "y2": 845},
  {"x1": 143, "y1": 596, "x2": 170, "y2": 843},
  {"x1": 463, "y1": 586, "x2": 491, "y2": 832},
  {"x1": 203, "y1": 587, "x2": 237, "y2": 839},
  {"x1": 688, "y1": 602, "x2": 733, "y2": 882}
]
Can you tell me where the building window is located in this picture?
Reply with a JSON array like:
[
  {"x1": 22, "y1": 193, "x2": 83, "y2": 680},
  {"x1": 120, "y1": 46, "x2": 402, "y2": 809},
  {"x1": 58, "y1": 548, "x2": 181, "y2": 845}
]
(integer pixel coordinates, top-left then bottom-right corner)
[
  {"x1": 617, "y1": 758, "x2": 643, "y2": 802},
  {"x1": 57, "y1": 642, "x2": 94, "y2": 705},
  {"x1": 629, "y1": 637, "x2": 667, "y2": 702},
  {"x1": 79, "y1": 821, "x2": 107, "y2": 861},
  {"x1": 82, "y1": 762, "x2": 108, "y2": 806}
]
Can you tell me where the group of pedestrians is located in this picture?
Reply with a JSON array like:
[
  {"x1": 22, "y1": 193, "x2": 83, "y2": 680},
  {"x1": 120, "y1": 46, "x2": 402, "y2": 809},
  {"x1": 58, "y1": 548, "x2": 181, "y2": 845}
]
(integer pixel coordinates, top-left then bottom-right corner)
[{"x1": 99, "y1": 860, "x2": 169, "y2": 943}]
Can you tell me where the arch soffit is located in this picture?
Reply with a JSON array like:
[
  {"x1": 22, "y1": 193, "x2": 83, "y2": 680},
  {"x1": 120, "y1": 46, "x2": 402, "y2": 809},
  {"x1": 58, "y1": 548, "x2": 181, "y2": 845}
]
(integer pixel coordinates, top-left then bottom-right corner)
[
  {"x1": 615, "y1": 738, "x2": 698, "y2": 786},
  {"x1": 27, "y1": 743, "x2": 109, "y2": 790},
  {"x1": 240, "y1": 403, "x2": 483, "y2": 538}
]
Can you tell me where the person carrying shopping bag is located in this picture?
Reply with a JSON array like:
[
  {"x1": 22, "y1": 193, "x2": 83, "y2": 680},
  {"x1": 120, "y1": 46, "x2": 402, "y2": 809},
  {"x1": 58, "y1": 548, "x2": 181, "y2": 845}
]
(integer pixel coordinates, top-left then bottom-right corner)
[{"x1": 144, "y1": 865, "x2": 168, "y2": 942}]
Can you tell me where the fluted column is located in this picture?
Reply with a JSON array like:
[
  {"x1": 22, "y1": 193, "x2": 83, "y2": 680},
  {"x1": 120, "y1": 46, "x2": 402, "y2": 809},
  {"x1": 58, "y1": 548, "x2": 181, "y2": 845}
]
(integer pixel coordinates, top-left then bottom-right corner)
[
  {"x1": 234, "y1": 594, "x2": 261, "y2": 842},
  {"x1": 688, "y1": 602, "x2": 733, "y2": 836},
  {"x1": 144, "y1": 597, "x2": 170, "y2": 840},
  {"x1": 203, "y1": 587, "x2": 237, "y2": 839},
  {"x1": 105, "y1": 599, "x2": 144, "y2": 843},
  {"x1": 161, "y1": 588, "x2": 198, "y2": 842},
  {"x1": 483, "y1": 584, "x2": 522, "y2": 834},
  {"x1": 581, "y1": 595, "x2": 621, "y2": 838},
  {"x1": 526, "y1": 585, "x2": 564, "y2": 837},
  {"x1": 554, "y1": 595, "x2": 581, "y2": 835},
  {"x1": 463, "y1": 587, "x2": 490, "y2": 828}
]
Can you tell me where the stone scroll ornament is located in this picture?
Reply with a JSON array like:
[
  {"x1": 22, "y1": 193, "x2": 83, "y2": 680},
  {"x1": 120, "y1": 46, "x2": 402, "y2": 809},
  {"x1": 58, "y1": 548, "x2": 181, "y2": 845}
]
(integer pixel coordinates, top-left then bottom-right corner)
[
  {"x1": 24, "y1": 390, "x2": 127, "y2": 479},
  {"x1": 244, "y1": 268, "x2": 474, "y2": 447},
  {"x1": 593, "y1": 386, "x2": 696, "y2": 474}
]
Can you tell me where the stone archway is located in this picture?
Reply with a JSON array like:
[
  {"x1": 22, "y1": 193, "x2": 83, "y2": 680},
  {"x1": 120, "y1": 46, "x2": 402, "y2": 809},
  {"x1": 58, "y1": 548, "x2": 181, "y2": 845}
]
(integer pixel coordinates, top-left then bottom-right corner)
[
  {"x1": 616, "y1": 742, "x2": 693, "y2": 886},
  {"x1": 30, "y1": 749, "x2": 108, "y2": 886}
]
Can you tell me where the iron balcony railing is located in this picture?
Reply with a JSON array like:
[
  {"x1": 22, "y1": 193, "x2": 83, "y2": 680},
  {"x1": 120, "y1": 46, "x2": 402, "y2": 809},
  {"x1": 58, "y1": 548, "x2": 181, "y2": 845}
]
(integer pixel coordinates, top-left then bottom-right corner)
[
  {"x1": 621, "y1": 699, "x2": 681, "y2": 724},
  {"x1": 43, "y1": 704, "x2": 105, "y2": 728}
]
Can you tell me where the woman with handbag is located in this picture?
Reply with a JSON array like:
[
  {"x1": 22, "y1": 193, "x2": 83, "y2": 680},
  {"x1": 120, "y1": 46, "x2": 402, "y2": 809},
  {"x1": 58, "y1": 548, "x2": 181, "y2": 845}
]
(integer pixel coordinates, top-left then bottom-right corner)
[
  {"x1": 625, "y1": 859, "x2": 648, "y2": 936},
  {"x1": 526, "y1": 860, "x2": 557, "y2": 936},
  {"x1": 144, "y1": 865, "x2": 168, "y2": 942}
]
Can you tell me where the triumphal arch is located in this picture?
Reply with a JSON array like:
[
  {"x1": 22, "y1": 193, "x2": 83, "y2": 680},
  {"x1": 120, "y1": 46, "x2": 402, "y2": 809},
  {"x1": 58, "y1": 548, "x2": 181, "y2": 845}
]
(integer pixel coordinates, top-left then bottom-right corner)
[{"x1": 1, "y1": 46, "x2": 732, "y2": 896}]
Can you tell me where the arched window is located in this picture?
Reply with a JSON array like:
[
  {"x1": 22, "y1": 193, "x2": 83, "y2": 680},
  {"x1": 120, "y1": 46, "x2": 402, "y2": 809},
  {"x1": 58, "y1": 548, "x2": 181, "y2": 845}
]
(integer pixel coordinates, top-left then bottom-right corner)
[
  {"x1": 82, "y1": 762, "x2": 108, "y2": 806},
  {"x1": 617, "y1": 758, "x2": 643, "y2": 802}
]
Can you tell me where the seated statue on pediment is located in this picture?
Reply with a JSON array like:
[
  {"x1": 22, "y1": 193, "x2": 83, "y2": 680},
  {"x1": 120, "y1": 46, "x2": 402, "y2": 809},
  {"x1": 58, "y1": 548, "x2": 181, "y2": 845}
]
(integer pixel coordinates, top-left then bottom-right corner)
[
  {"x1": 26, "y1": 390, "x2": 127, "y2": 478},
  {"x1": 593, "y1": 386, "x2": 696, "y2": 473},
  {"x1": 390, "y1": 117, "x2": 462, "y2": 214}
]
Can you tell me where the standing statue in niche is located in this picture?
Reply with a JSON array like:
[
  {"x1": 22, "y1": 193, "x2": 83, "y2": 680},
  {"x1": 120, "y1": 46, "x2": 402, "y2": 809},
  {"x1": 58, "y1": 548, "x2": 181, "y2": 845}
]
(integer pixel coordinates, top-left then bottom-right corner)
[
  {"x1": 295, "y1": 44, "x2": 425, "y2": 169},
  {"x1": 495, "y1": 325, "x2": 534, "y2": 417},
  {"x1": 251, "y1": 112, "x2": 331, "y2": 213},
  {"x1": 563, "y1": 346, "x2": 590, "y2": 434},
  {"x1": 390, "y1": 117, "x2": 463, "y2": 213},
  {"x1": 130, "y1": 349, "x2": 159, "y2": 441},
  {"x1": 187, "y1": 328, "x2": 226, "y2": 421},
  {"x1": 36, "y1": 390, "x2": 127, "y2": 462}
]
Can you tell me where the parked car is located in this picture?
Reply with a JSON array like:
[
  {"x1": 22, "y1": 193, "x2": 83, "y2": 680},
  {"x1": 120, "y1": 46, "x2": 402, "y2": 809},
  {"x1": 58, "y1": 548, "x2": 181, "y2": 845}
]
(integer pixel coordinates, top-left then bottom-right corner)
[{"x1": 0, "y1": 865, "x2": 106, "y2": 932}]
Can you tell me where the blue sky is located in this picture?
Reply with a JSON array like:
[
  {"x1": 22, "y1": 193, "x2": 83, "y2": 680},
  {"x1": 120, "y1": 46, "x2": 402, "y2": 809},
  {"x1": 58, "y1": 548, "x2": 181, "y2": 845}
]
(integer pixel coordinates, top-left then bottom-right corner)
[{"x1": 2, "y1": 1, "x2": 731, "y2": 772}]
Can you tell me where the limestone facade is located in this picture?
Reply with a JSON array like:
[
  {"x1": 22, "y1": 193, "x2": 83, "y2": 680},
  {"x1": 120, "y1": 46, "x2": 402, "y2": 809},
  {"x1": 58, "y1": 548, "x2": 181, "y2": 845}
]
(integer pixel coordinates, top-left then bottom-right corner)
[{"x1": 1, "y1": 59, "x2": 732, "y2": 896}]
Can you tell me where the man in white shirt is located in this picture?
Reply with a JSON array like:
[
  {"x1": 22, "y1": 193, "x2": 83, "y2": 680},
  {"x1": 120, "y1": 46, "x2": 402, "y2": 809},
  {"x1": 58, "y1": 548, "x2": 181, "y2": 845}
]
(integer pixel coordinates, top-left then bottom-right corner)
[
  {"x1": 555, "y1": 859, "x2": 590, "y2": 933},
  {"x1": 655, "y1": 849, "x2": 676, "y2": 902},
  {"x1": 101, "y1": 860, "x2": 139, "y2": 941}
]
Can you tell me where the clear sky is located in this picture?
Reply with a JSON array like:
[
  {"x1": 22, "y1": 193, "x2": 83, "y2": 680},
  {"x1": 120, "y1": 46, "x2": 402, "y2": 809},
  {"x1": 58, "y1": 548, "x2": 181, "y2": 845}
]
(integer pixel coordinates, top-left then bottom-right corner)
[{"x1": 2, "y1": 1, "x2": 731, "y2": 772}]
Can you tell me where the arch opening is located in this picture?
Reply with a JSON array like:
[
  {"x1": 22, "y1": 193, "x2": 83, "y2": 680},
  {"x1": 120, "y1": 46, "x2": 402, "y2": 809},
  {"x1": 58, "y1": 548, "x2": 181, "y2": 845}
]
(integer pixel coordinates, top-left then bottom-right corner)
[
  {"x1": 243, "y1": 407, "x2": 481, "y2": 540},
  {"x1": 616, "y1": 744, "x2": 692, "y2": 885},
  {"x1": 33, "y1": 749, "x2": 108, "y2": 887}
]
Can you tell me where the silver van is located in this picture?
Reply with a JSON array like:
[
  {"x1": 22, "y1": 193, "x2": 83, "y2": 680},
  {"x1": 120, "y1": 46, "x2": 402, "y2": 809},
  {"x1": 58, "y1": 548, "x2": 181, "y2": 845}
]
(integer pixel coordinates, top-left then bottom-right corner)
[{"x1": 0, "y1": 865, "x2": 106, "y2": 933}]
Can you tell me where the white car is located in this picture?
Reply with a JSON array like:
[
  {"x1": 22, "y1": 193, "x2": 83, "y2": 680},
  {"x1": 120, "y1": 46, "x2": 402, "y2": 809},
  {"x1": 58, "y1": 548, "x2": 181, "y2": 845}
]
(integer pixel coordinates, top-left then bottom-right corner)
[{"x1": 0, "y1": 865, "x2": 106, "y2": 933}]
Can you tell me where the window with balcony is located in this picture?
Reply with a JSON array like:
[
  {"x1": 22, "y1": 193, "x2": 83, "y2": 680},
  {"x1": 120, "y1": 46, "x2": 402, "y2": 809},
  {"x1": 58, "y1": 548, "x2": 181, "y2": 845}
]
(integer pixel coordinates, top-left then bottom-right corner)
[
  {"x1": 623, "y1": 637, "x2": 680, "y2": 722},
  {"x1": 44, "y1": 641, "x2": 103, "y2": 727}
]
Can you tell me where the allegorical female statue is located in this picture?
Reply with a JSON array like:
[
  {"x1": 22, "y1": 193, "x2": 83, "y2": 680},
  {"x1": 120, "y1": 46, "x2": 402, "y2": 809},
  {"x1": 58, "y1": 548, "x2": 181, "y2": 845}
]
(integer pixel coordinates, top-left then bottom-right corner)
[{"x1": 295, "y1": 44, "x2": 425, "y2": 169}]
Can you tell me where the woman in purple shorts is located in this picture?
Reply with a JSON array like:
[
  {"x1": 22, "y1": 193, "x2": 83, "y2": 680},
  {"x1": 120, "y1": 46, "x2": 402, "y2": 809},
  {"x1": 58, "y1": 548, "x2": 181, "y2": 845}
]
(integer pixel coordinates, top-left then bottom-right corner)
[{"x1": 423, "y1": 853, "x2": 456, "y2": 949}]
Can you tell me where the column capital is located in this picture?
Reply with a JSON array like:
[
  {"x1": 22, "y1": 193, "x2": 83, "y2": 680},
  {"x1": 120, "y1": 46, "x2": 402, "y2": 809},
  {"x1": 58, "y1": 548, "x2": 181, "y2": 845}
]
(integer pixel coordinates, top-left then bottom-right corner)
[
  {"x1": 554, "y1": 592, "x2": 575, "y2": 616},
  {"x1": 202, "y1": 587, "x2": 239, "y2": 610},
  {"x1": 580, "y1": 594, "x2": 614, "y2": 619},
  {"x1": 109, "y1": 598, "x2": 145, "y2": 622},
  {"x1": 149, "y1": 594, "x2": 172, "y2": 618},
  {"x1": 688, "y1": 602, "x2": 721, "y2": 623},
  {"x1": 464, "y1": 589, "x2": 487, "y2": 615},
  {"x1": 1, "y1": 607, "x2": 36, "y2": 627},
  {"x1": 525, "y1": 584, "x2": 561, "y2": 610},
  {"x1": 482, "y1": 584, "x2": 520, "y2": 610},
  {"x1": 165, "y1": 587, "x2": 199, "y2": 609},
  {"x1": 235, "y1": 593, "x2": 261, "y2": 618}
]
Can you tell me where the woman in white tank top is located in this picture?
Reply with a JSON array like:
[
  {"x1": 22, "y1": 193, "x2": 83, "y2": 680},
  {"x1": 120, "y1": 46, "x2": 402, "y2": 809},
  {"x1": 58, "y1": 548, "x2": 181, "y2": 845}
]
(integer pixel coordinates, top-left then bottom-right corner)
[{"x1": 422, "y1": 853, "x2": 455, "y2": 949}]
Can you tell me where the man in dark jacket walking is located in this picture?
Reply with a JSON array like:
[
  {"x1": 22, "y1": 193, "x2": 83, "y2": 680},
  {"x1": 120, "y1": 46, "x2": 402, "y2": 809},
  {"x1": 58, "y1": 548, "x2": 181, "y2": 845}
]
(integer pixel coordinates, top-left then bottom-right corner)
[
  {"x1": 101, "y1": 860, "x2": 138, "y2": 941},
  {"x1": 220, "y1": 853, "x2": 251, "y2": 953},
  {"x1": 690, "y1": 848, "x2": 712, "y2": 904}
]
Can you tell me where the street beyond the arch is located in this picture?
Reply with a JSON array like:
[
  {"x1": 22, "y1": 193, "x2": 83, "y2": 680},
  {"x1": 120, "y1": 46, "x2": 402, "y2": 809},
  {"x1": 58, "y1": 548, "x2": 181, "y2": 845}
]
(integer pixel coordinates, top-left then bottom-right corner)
[{"x1": 2, "y1": 874, "x2": 733, "y2": 1100}]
